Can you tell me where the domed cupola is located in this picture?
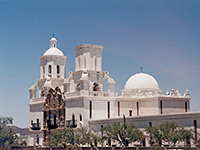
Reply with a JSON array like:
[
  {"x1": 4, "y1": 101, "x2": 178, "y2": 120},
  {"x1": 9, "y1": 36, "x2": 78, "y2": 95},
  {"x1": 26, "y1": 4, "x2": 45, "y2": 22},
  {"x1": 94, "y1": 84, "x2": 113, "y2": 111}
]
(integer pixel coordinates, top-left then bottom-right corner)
[
  {"x1": 122, "y1": 72, "x2": 161, "y2": 97},
  {"x1": 43, "y1": 37, "x2": 64, "y2": 56}
]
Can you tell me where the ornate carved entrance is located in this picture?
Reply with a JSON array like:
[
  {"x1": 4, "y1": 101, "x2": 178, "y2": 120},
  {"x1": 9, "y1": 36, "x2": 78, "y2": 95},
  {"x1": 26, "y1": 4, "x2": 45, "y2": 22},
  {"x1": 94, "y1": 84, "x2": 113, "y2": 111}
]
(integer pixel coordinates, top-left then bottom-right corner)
[{"x1": 43, "y1": 87, "x2": 65, "y2": 145}]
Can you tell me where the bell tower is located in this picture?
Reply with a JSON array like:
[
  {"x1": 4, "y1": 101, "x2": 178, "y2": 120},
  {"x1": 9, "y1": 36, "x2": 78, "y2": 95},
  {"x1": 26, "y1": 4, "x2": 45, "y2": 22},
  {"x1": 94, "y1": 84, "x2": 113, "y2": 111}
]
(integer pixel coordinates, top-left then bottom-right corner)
[
  {"x1": 40, "y1": 37, "x2": 67, "y2": 79},
  {"x1": 29, "y1": 37, "x2": 67, "y2": 146},
  {"x1": 74, "y1": 44, "x2": 103, "y2": 72},
  {"x1": 64, "y1": 44, "x2": 115, "y2": 96}
]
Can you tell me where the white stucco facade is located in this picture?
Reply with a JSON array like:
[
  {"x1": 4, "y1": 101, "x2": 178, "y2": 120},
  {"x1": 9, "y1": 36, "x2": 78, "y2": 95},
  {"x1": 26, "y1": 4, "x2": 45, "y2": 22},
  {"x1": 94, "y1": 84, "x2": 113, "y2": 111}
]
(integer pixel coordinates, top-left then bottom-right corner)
[{"x1": 29, "y1": 37, "x2": 199, "y2": 147}]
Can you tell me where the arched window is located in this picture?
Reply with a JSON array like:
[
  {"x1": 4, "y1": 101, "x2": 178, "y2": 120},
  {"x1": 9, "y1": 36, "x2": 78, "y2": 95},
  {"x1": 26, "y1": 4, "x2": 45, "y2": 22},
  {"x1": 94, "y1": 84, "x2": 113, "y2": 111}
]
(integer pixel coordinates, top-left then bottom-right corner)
[
  {"x1": 80, "y1": 114, "x2": 82, "y2": 121},
  {"x1": 37, "y1": 119, "x2": 39, "y2": 125},
  {"x1": 89, "y1": 101, "x2": 92, "y2": 118},
  {"x1": 72, "y1": 114, "x2": 75, "y2": 127},
  {"x1": 48, "y1": 65, "x2": 52, "y2": 74},
  {"x1": 57, "y1": 65, "x2": 60, "y2": 74},
  {"x1": 93, "y1": 82, "x2": 100, "y2": 91},
  {"x1": 108, "y1": 101, "x2": 110, "y2": 118},
  {"x1": 160, "y1": 101, "x2": 163, "y2": 114},
  {"x1": 185, "y1": 102, "x2": 188, "y2": 112},
  {"x1": 118, "y1": 101, "x2": 120, "y2": 116},
  {"x1": 129, "y1": 110, "x2": 132, "y2": 117},
  {"x1": 137, "y1": 102, "x2": 139, "y2": 116}
]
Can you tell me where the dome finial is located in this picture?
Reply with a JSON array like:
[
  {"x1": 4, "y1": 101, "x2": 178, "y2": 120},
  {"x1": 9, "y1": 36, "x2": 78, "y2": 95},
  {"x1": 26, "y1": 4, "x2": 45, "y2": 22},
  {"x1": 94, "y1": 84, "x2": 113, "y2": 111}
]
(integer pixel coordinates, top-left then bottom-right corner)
[
  {"x1": 50, "y1": 35, "x2": 57, "y2": 48},
  {"x1": 140, "y1": 67, "x2": 143, "y2": 73}
]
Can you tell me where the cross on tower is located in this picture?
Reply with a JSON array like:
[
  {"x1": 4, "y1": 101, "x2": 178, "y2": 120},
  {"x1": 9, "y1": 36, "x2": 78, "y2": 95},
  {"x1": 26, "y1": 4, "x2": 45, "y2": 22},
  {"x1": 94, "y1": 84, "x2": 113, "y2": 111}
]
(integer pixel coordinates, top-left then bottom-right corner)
[{"x1": 140, "y1": 67, "x2": 143, "y2": 73}]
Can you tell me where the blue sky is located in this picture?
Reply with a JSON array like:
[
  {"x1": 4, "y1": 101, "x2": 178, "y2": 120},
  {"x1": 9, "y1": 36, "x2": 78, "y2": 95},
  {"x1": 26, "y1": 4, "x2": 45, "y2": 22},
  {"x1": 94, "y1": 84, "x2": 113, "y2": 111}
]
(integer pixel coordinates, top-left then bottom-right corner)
[{"x1": 0, "y1": 0, "x2": 200, "y2": 128}]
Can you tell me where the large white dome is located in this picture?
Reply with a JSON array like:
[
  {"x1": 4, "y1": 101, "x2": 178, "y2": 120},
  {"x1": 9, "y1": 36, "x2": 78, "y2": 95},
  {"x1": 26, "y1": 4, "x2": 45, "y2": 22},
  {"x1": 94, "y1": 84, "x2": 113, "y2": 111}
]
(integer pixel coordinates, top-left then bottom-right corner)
[
  {"x1": 43, "y1": 47, "x2": 64, "y2": 56},
  {"x1": 124, "y1": 73, "x2": 159, "y2": 90},
  {"x1": 43, "y1": 37, "x2": 64, "y2": 56}
]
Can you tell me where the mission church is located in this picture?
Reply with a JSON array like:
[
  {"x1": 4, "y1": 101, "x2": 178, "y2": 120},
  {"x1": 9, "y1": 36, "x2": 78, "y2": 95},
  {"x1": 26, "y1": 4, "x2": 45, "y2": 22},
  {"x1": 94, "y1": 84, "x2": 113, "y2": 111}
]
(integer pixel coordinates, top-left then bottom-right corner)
[{"x1": 28, "y1": 37, "x2": 200, "y2": 146}]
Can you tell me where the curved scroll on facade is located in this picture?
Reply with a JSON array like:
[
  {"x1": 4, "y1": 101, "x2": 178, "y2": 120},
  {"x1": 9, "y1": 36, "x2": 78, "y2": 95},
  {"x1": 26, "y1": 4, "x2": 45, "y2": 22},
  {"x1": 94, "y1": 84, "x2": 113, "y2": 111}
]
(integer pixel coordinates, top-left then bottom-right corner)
[{"x1": 43, "y1": 87, "x2": 65, "y2": 144}]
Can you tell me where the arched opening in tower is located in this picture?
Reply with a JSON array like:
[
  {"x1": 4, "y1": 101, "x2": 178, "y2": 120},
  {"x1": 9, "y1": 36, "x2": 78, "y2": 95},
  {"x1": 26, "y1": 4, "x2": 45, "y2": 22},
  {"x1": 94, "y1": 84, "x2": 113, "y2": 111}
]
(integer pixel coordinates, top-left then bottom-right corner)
[{"x1": 93, "y1": 82, "x2": 100, "y2": 91}]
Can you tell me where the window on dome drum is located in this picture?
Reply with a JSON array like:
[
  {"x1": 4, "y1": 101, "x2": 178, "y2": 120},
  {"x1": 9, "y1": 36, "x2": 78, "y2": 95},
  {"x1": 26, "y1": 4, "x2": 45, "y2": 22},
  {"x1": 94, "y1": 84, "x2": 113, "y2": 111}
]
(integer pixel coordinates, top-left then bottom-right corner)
[
  {"x1": 137, "y1": 102, "x2": 139, "y2": 116},
  {"x1": 108, "y1": 101, "x2": 110, "y2": 118},
  {"x1": 48, "y1": 65, "x2": 52, "y2": 74},
  {"x1": 57, "y1": 65, "x2": 60, "y2": 74},
  {"x1": 129, "y1": 110, "x2": 132, "y2": 117},
  {"x1": 160, "y1": 101, "x2": 163, "y2": 114},
  {"x1": 185, "y1": 102, "x2": 188, "y2": 112},
  {"x1": 89, "y1": 101, "x2": 92, "y2": 118},
  {"x1": 118, "y1": 101, "x2": 120, "y2": 116}
]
